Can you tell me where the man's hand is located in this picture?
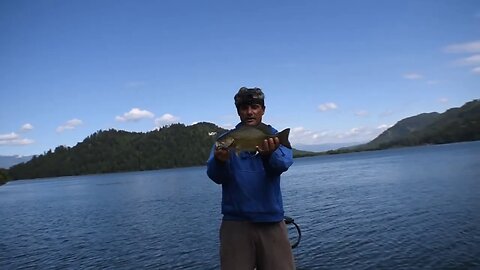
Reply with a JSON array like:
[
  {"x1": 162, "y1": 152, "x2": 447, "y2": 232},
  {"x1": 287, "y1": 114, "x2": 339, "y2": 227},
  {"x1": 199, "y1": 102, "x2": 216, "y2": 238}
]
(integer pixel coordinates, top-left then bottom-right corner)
[
  {"x1": 214, "y1": 147, "x2": 229, "y2": 163},
  {"x1": 257, "y1": 137, "x2": 280, "y2": 156}
]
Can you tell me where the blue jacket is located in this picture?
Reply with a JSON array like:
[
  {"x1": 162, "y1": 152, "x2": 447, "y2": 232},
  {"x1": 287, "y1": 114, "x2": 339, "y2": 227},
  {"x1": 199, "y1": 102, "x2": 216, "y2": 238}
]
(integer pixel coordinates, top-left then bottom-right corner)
[{"x1": 206, "y1": 123, "x2": 293, "y2": 222}]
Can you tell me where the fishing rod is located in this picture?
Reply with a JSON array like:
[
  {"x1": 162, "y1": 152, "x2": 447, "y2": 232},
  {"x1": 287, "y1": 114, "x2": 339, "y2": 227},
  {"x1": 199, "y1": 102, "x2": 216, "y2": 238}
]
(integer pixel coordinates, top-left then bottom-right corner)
[{"x1": 284, "y1": 216, "x2": 301, "y2": 249}]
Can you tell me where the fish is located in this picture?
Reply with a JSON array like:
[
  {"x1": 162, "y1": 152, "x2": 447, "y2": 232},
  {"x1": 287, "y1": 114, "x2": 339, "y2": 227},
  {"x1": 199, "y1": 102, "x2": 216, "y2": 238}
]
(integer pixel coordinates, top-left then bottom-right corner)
[{"x1": 215, "y1": 124, "x2": 292, "y2": 153}]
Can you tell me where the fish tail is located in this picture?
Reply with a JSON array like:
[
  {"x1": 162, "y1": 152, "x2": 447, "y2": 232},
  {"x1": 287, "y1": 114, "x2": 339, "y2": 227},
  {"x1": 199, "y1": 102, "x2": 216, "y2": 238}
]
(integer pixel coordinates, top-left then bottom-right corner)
[{"x1": 277, "y1": 128, "x2": 292, "y2": 149}]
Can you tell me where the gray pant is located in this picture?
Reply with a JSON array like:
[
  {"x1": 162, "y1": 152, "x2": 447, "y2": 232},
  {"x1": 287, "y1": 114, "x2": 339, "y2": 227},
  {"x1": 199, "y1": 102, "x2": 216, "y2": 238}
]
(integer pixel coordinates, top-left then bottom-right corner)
[{"x1": 220, "y1": 220, "x2": 296, "y2": 270}]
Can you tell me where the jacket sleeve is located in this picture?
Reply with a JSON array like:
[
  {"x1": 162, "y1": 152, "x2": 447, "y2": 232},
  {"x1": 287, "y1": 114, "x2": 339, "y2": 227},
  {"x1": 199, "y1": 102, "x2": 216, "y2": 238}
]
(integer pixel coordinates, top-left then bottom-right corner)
[
  {"x1": 206, "y1": 145, "x2": 230, "y2": 184},
  {"x1": 263, "y1": 145, "x2": 293, "y2": 176}
]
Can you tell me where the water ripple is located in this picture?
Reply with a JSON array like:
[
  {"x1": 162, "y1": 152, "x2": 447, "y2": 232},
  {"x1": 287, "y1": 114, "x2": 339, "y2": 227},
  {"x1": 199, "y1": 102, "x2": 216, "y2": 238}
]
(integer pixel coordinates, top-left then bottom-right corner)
[{"x1": 1, "y1": 142, "x2": 480, "y2": 269}]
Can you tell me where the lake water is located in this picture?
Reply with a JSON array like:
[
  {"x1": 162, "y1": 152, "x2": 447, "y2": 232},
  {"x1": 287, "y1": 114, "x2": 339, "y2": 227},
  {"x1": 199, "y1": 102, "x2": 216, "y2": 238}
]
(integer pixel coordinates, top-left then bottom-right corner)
[{"x1": 1, "y1": 141, "x2": 479, "y2": 269}]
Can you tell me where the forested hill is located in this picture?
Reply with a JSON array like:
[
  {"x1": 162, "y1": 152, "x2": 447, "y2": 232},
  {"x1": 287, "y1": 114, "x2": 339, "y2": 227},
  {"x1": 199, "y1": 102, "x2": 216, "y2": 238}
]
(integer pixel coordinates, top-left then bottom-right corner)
[
  {"x1": 7, "y1": 122, "x2": 315, "y2": 180},
  {"x1": 8, "y1": 122, "x2": 226, "y2": 180},
  {"x1": 336, "y1": 99, "x2": 480, "y2": 152}
]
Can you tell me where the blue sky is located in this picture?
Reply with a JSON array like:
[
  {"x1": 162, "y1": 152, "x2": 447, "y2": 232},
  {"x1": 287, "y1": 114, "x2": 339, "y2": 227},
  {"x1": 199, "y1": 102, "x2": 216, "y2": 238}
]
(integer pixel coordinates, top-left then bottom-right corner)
[{"x1": 1, "y1": 0, "x2": 479, "y2": 156}]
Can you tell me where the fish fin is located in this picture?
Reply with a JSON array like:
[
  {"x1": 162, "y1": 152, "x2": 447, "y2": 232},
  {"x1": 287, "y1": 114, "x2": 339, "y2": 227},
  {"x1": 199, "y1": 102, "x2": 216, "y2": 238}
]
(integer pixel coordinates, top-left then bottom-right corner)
[
  {"x1": 256, "y1": 123, "x2": 274, "y2": 135},
  {"x1": 277, "y1": 128, "x2": 292, "y2": 149}
]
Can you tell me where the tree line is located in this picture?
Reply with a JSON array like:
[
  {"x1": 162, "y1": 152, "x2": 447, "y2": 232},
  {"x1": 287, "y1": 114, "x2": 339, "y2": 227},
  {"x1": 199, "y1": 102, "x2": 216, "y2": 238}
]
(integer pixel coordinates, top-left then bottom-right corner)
[{"x1": 8, "y1": 123, "x2": 226, "y2": 180}]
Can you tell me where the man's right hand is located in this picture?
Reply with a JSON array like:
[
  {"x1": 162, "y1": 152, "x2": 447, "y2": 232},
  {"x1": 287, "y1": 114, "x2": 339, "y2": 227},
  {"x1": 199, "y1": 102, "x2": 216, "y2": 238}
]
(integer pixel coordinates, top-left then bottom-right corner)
[{"x1": 214, "y1": 147, "x2": 229, "y2": 163}]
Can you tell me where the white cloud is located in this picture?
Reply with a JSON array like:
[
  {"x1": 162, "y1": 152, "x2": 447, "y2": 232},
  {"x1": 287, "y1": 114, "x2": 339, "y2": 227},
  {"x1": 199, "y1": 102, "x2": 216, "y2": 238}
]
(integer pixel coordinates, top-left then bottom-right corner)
[
  {"x1": 0, "y1": 132, "x2": 34, "y2": 145},
  {"x1": 21, "y1": 123, "x2": 34, "y2": 132},
  {"x1": 355, "y1": 110, "x2": 368, "y2": 117},
  {"x1": 57, "y1": 118, "x2": 83, "y2": 132},
  {"x1": 115, "y1": 108, "x2": 154, "y2": 122},
  {"x1": 290, "y1": 126, "x2": 326, "y2": 144},
  {"x1": 221, "y1": 123, "x2": 235, "y2": 130},
  {"x1": 336, "y1": 126, "x2": 383, "y2": 140},
  {"x1": 472, "y1": 67, "x2": 480, "y2": 74},
  {"x1": 0, "y1": 132, "x2": 19, "y2": 140},
  {"x1": 318, "y1": 102, "x2": 338, "y2": 112},
  {"x1": 344, "y1": 127, "x2": 362, "y2": 136},
  {"x1": 154, "y1": 113, "x2": 180, "y2": 127},
  {"x1": 455, "y1": 54, "x2": 480, "y2": 66},
  {"x1": 0, "y1": 138, "x2": 34, "y2": 145},
  {"x1": 376, "y1": 124, "x2": 392, "y2": 130},
  {"x1": 444, "y1": 40, "x2": 480, "y2": 53},
  {"x1": 292, "y1": 127, "x2": 306, "y2": 133},
  {"x1": 288, "y1": 124, "x2": 398, "y2": 145},
  {"x1": 380, "y1": 110, "x2": 395, "y2": 118},
  {"x1": 438, "y1": 97, "x2": 449, "y2": 103},
  {"x1": 327, "y1": 126, "x2": 378, "y2": 142},
  {"x1": 444, "y1": 41, "x2": 480, "y2": 75},
  {"x1": 403, "y1": 73, "x2": 423, "y2": 80}
]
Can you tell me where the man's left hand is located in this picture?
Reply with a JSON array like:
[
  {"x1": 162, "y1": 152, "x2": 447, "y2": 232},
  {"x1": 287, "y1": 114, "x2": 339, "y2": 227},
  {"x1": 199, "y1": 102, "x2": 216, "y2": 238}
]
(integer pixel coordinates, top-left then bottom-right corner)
[{"x1": 257, "y1": 137, "x2": 280, "y2": 156}]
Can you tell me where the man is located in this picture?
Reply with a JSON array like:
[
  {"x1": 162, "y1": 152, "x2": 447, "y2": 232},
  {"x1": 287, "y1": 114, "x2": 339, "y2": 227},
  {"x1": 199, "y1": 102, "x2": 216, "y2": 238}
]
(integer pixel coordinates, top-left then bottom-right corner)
[{"x1": 207, "y1": 87, "x2": 295, "y2": 270}]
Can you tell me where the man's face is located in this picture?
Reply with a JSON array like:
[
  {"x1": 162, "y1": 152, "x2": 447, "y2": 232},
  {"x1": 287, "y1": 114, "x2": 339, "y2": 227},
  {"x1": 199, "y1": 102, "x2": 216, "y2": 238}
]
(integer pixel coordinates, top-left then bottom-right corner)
[{"x1": 237, "y1": 104, "x2": 265, "y2": 126}]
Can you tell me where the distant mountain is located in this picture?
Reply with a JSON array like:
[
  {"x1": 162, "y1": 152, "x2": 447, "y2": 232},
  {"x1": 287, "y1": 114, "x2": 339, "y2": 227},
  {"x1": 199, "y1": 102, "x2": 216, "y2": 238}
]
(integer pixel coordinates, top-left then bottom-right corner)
[
  {"x1": 367, "y1": 112, "x2": 440, "y2": 148},
  {"x1": 336, "y1": 99, "x2": 480, "y2": 152},
  {"x1": 292, "y1": 148, "x2": 318, "y2": 158},
  {"x1": 0, "y1": 168, "x2": 8, "y2": 185},
  {"x1": 0, "y1": 155, "x2": 33, "y2": 169},
  {"x1": 295, "y1": 142, "x2": 364, "y2": 152}
]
